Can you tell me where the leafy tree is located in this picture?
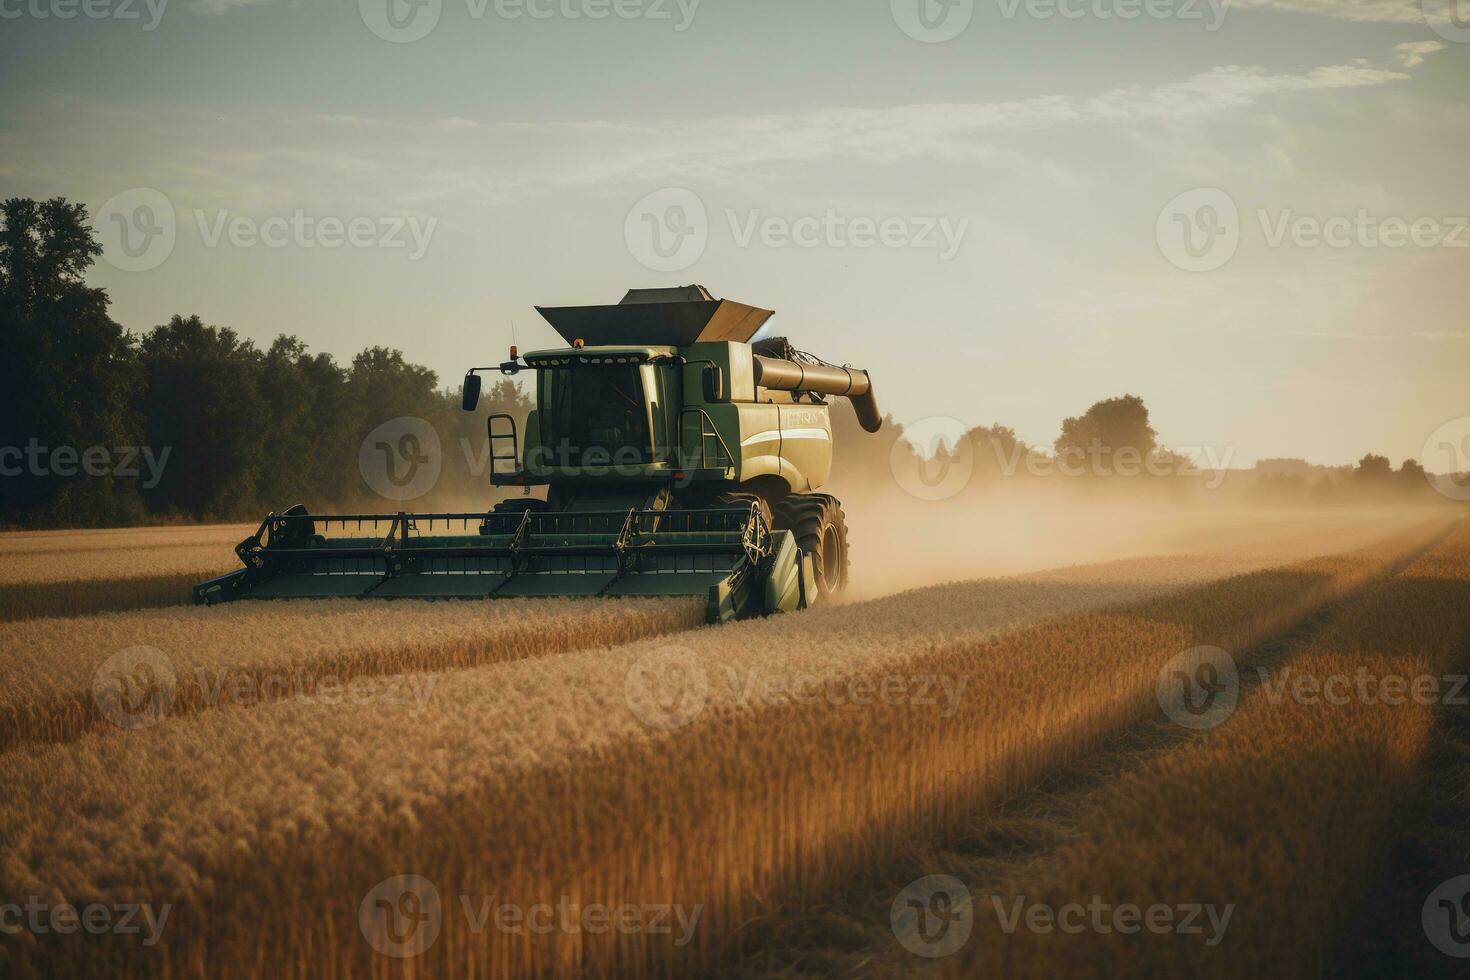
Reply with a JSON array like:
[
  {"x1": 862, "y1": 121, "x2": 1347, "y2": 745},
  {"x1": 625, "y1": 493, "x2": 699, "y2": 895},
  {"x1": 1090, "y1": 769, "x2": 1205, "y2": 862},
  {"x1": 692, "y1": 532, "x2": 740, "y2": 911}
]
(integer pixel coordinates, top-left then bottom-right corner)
[
  {"x1": 1396, "y1": 458, "x2": 1429, "y2": 496},
  {"x1": 0, "y1": 197, "x2": 141, "y2": 524},
  {"x1": 1054, "y1": 395, "x2": 1157, "y2": 476},
  {"x1": 1353, "y1": 453, "x2": 1394, "y2": 486},
  {"x1": 137, "y1": 315, "x2": 269, "y2": 519}
]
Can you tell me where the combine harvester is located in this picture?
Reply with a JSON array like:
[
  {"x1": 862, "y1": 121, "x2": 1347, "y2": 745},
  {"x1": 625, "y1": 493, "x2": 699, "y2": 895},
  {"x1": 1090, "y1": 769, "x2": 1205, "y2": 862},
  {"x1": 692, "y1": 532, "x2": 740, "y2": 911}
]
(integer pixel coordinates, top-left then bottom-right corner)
[{"x1": 194, "y1": 286, "x2": 881, "y2": 622}]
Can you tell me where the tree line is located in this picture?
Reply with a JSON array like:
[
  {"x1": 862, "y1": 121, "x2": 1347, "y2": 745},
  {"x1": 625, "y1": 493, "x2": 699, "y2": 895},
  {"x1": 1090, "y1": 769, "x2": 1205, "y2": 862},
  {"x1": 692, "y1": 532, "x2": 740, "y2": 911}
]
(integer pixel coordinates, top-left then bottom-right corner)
[
  {"x1": 1, "y1": 197, "x2": 529, "y2": 528},
  {"x1": 0, "y1": 196, "x2": 1452, "y2": 529}
]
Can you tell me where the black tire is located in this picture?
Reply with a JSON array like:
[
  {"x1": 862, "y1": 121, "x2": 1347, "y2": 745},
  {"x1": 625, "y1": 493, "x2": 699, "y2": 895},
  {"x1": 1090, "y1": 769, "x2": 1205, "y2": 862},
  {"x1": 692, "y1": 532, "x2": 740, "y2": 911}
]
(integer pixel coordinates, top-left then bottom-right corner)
[
  {"x1": 771, "y1": 493, "x2": 849, "y2": 597},
  {"x1": 491, "y1": 497, "x2": 549, "y2": 515}
]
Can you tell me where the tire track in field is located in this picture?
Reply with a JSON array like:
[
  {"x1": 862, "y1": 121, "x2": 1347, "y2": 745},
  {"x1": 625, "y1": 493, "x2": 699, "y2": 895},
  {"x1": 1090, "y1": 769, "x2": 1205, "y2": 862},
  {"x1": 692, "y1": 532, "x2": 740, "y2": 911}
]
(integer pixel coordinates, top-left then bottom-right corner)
[
  {"x1": 709, "y1": 593, "x2": 1359, "y2": 979},
  {"x1": 1333, "y1": 636, "x2": 1470, "y2": 979},
  {"x1": 707, "y1": 524, "x2": 1458, "y2": 978}
]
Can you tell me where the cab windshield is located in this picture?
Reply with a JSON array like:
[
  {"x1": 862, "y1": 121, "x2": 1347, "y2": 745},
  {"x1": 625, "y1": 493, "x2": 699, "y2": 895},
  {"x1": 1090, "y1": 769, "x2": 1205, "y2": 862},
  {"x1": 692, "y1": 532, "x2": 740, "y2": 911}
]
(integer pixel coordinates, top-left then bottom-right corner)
[{"x1": 539, "y1": 365, "x2": 653, "y2": 465}]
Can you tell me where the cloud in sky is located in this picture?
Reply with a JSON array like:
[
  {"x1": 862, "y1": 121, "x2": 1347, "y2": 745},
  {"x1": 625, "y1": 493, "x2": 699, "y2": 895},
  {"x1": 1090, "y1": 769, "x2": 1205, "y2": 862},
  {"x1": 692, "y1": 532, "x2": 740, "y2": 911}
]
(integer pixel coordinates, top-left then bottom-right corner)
[
  {"x1": 1393, "y1": 40, "x2": 1449, "y2": 67},
  {"x1": 1231, "y1": 0, "x2": 1462, "y2": 24},
  {"x1": 0, "y1": 51, "x2": 1427, "y2": 221}
]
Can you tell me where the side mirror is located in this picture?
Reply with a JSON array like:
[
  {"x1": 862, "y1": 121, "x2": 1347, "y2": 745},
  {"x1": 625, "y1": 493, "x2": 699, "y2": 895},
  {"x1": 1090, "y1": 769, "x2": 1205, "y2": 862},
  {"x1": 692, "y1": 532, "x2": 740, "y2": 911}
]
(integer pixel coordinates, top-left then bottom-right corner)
[
  {"x1": 461, "y1": 373, "x2": 482, "y2": 412},
  {"x1": 702, "y1": 365, "x2": 727, "y2": 403}
]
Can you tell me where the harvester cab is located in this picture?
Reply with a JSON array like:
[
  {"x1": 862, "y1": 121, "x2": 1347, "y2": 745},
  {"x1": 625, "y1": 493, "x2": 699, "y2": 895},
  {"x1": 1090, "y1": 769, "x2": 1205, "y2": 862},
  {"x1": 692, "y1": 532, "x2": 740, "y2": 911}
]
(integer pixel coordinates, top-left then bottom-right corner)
[{"x1": 194, "y1": 286, "x2": 880, "y2": 623}]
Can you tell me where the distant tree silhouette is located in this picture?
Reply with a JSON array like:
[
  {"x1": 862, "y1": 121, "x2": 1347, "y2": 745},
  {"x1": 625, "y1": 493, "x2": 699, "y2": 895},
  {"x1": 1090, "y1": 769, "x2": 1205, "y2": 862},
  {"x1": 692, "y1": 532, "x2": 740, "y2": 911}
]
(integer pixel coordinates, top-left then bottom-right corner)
[
  {"x1": 1354, "y1": 453, "x2": 1394, "y2": 484},
  {"x1": 1054, "y1": 395, "x2": 1157, "y2": 476}
]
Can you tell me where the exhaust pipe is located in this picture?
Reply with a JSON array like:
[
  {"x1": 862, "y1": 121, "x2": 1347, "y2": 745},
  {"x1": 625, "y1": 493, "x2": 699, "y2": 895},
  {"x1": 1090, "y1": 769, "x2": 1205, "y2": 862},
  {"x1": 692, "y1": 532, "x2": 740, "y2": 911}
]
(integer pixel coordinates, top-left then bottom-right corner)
[{"x1": 753, "y1": 355, "x2": 882, "y2": 433}]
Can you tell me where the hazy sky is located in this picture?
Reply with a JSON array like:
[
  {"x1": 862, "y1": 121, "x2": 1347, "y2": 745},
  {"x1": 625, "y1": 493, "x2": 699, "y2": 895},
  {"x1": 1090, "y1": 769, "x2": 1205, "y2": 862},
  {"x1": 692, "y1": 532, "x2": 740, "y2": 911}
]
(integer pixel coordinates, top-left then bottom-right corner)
[{"x1": 2, "y1": 0, "x2": 1466, "y2": 467}]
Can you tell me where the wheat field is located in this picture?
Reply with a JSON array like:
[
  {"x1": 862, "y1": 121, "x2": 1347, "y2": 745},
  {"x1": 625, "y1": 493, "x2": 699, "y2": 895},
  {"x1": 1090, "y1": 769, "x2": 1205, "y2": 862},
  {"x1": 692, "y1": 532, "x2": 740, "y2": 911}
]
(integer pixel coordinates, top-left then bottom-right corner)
[
  {"x1": 0, "y1": 513, "x2": 1467, "y2": 979},
  {"x1": 0, "y1": 524, "x2": 251, "y2": 622}
]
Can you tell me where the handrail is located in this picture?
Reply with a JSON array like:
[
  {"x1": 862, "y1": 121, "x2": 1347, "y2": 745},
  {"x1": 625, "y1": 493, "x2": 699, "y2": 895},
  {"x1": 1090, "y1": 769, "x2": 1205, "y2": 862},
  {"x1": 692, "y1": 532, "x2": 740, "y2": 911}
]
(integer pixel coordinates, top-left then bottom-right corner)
[{"x1": 678, "y1": 407, "x2": 735, "y2": 471}]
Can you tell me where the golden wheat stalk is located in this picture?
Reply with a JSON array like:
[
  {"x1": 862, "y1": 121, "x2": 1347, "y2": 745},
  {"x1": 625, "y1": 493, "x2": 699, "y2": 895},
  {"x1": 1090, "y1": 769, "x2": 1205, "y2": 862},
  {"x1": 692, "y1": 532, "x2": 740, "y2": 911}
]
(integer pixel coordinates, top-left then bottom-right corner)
[
  {"x1": 0, "y1": 521, "x2": 1449, "y2": 978},
  {"x1": 955, "y1": 520, "x2": 1470, "y2": 979},
  {"x1": 0, "y1": 597, "x2": 705, "y2": 754}
]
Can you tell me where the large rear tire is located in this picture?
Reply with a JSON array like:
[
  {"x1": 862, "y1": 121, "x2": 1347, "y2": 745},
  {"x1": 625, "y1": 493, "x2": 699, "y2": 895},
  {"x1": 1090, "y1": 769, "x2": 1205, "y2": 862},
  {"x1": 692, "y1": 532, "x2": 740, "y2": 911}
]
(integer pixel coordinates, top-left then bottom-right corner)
[{"x1": 771, "y1": 493, "x2": 849, "y2": 598}]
